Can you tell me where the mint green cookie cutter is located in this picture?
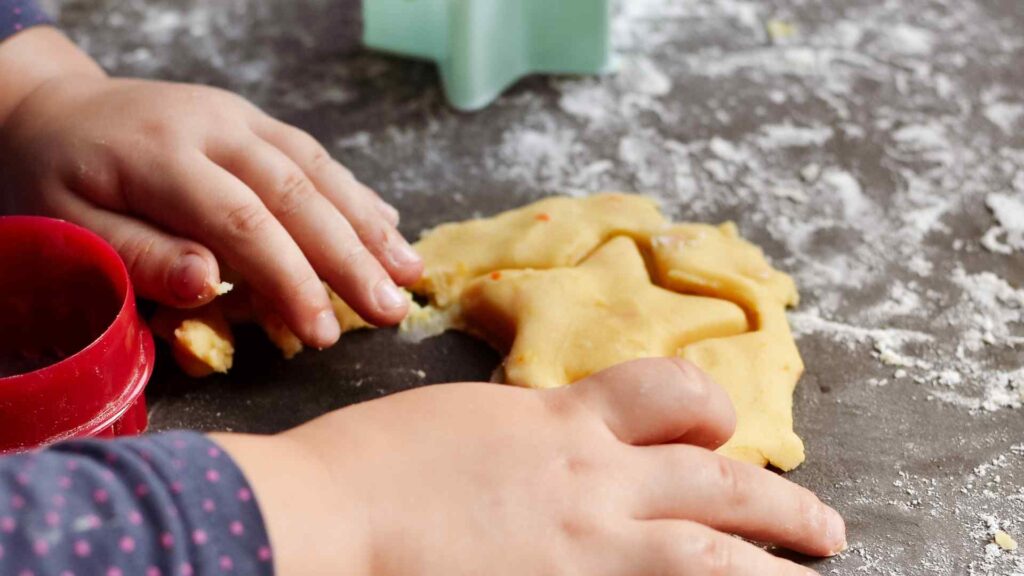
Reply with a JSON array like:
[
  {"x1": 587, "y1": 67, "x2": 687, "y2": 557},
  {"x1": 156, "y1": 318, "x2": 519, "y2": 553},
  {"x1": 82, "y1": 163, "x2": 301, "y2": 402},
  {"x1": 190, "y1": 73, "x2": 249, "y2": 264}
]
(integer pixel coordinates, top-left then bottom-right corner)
[{"x1": 363, "y1": 0, "x2": 612, "y2": 111}]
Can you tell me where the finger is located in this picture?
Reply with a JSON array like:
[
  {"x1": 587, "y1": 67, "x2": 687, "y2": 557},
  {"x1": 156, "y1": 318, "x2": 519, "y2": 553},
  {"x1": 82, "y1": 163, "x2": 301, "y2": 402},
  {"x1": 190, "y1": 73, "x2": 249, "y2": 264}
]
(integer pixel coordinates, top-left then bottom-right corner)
[
  {"x1": 559, "y1": 358, "x2": 736, "y2": 448},
  {"x1": 634, "y1": 446, "x2": 846, "y2": 557},
  {"x1": 48, "y1": 190, "x2": 221, "y2": 307},
  {"x1": 632, "y1": 519, "x2": 819, "y2": 576},
  {"x1": 131, "y1": 152, "x2": 340, "y2": 348},
  {"x1": 210, "y1": 138, "x2": 409, "y2": 326},
  {"x1": 253, "y1": 118, "x2": 422, "y2": 285}
]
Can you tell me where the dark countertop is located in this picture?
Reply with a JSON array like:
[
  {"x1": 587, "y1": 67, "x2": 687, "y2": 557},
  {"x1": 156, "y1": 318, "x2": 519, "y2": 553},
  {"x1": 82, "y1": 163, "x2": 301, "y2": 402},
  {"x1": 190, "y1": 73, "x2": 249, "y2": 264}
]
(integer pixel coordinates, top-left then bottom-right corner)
[{"x1": 53, "y1": 0, "x2": 1024, "y2": 573}]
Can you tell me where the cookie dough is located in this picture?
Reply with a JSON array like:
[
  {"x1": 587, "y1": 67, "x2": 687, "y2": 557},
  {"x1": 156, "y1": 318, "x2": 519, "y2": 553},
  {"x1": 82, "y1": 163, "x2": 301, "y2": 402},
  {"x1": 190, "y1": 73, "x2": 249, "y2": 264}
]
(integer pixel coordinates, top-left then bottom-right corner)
[
  {"x1": 460, "y1": 236, "x2": 749, "y2": 389},
  {"x1": 412, "y1": 195, "x2": 806, "y2": 470},
  {"x1": 413, "y1": 193, "x2": 667, "y2": 306}
]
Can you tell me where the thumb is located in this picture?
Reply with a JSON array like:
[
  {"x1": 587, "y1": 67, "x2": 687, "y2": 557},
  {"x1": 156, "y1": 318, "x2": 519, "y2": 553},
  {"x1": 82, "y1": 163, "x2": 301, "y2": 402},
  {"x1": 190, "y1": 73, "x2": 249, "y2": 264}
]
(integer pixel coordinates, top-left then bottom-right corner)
[{"x1": 557, "y1": 357, "x2": 737, "y2": 449}]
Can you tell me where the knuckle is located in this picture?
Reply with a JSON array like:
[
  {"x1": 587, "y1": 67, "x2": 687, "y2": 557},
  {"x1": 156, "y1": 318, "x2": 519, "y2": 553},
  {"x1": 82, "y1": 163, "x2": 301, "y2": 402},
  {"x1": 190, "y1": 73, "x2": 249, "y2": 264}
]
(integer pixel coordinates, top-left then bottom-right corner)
[
  {"x1": 115, "y1": 232, "x2": 158, "y2": 279},
  {"x1": 308, "y1": 146, "x2": 332, "y2": 174},
  {"x1": 673, "y1": 359, "x2": 713, "y2": 403},
  {"x1": 556, "y1": 509, "x2": 600, "y2": 548},
  {"x1": 273, "y1": 170, "x2": 317, "y2": 218},
  {"x1": 338, "y1": 243, "x2": 372, "y2": 270},
  {"x1": 797, "y1": 491, "x2": 829, "y2": 536},
  {"x1": 541, "y1": 390, "x2": 587, "y2": 424},
  {"x1": 557, "y1": 451, "x2": 597, "y2": 480},
  {"x1": 713, "y1": 457, "x2": 747, "y2": 508},
  {"x1": 359, "y1": 222, "x2": 390, "y2": 253},
  {"x1": 695, "y1": 534, "x2": 731, "y2": 576},
  {"x1": 289, "y1": 272, "x2": 326, "y2": 302},
  {"x1": 225, "y1": 201, "x2": 273, "y2": 238},
  {"x1": 138, "y1": 119, "x2": 178, "y2": 145}
]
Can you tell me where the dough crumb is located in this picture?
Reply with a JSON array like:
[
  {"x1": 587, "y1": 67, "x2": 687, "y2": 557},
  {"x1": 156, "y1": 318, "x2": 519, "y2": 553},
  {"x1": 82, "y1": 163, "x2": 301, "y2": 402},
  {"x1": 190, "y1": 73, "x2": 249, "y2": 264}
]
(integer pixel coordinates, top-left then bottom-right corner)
[{"x1": 994, "y1": 530, "x2": 1018, "y2": 551}]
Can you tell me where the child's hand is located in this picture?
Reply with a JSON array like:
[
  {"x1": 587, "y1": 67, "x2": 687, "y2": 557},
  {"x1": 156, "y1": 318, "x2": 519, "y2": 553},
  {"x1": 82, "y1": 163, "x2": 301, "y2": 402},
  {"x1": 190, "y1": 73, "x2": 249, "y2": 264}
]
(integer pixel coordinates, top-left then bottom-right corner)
[
  {"x1": 0, "y1": 72, "x2": 421, "y2": 349},
  {"x1": 217, "y1": 359, "x2": 845, "y2": 576}
]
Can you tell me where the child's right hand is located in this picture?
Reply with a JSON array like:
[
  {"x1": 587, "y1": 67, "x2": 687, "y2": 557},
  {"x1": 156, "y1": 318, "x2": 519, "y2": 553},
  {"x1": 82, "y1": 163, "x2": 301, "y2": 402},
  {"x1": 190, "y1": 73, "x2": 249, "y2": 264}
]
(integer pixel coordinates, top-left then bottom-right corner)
[
  {"x1": 216, "y1": 358, "x2": 845, "y2": 576},
  {"x1": 0, "y1": 29, "x2": 422, "y2": 350}
]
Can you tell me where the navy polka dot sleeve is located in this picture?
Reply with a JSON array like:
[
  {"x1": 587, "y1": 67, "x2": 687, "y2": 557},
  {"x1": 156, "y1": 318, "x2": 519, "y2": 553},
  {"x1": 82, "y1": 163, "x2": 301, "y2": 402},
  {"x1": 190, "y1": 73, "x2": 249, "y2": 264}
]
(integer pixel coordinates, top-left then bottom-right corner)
[
  {"x1": 0, "y1": 0, "x2": 51, "y2": 43},
  {"x1": 0, "y1": 431, "x2": 274, "y2": 576}
]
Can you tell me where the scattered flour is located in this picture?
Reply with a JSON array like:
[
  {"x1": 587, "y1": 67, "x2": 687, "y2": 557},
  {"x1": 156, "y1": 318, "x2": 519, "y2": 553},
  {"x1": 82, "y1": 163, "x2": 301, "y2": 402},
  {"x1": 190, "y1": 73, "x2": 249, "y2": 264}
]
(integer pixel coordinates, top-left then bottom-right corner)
[{"x1": 981, "y1": 193, "x2": 1024, "y2": 255}]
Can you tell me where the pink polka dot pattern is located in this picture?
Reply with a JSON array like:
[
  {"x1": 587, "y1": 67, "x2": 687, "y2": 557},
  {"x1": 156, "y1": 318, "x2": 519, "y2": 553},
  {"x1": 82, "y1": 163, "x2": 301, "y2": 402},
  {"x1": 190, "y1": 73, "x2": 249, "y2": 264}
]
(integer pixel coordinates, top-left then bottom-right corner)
[
  {"x1": 0, "y1": 516, "x2": 15, "y2": 532},
  {"x1": 74, "y1": 539, "x2": 91, "y2": 557},
  {"x1": 119, "y1": 536, "x2": 136, "y2": 553},
  {"x1": 1, "y1": 431, "x2": 273, "y2": 575}
]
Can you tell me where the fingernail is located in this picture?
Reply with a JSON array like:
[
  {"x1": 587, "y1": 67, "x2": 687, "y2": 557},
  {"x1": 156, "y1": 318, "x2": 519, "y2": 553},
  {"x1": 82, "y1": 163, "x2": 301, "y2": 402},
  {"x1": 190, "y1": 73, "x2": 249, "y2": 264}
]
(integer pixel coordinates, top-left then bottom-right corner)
[
  {"x1": 388, "y1": 241, "x2": 422, "y2": 267},
  {"x1": 825, "y1": 508, "x2": 847, "y2": 555},
  {"x1": 374, "y1": 279, "x2": 407, "y2": 311},
  {"x1": 313, "y1": 309, "x2": 341, "y2": 346},
  {"x1": 170, "y1": 254, "x2": 210, "y2": 301}
]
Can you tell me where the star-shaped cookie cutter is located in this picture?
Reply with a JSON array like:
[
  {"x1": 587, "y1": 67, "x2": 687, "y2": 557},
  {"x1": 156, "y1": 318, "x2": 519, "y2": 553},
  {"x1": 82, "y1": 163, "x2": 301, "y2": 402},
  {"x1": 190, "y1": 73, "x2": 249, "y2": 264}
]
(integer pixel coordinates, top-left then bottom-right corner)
[{"x1": 363, "y1": 0, "x2": 612, "y2": 111}]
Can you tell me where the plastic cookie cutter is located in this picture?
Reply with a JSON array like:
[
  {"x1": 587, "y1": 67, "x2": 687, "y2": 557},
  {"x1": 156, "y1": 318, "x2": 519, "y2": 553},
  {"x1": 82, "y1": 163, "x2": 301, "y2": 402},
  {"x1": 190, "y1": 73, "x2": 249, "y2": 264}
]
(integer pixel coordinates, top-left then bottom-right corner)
[{"x1": 362, "y1": 0, "x2": 612, "y2": 111}]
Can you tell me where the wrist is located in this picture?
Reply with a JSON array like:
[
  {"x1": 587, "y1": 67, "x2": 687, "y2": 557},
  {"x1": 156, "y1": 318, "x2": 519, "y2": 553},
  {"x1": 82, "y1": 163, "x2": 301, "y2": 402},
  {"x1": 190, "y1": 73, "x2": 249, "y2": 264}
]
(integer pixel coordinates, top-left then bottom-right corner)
[
  {"x1": 0, "y1": 26, "x2": 105, "y2": 127},
  {"x1": 210, "y1": 431, "x2": 371, "y2": 576}
]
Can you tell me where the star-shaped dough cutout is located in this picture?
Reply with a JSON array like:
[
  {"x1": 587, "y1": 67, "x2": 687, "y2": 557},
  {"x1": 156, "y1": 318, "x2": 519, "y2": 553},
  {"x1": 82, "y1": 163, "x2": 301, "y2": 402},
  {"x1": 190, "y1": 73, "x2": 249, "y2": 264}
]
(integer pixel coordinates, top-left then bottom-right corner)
[{"x1": 460, "y1": 236, "x2": 750, "y2": 389}]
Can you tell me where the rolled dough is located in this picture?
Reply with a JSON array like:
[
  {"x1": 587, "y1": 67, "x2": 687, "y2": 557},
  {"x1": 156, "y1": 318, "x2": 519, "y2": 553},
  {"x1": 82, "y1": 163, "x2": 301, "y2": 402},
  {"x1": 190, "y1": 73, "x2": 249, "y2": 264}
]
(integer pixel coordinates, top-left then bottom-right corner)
[{"x1": 411, "y1": 193, "x2": 806, "y2": 470}]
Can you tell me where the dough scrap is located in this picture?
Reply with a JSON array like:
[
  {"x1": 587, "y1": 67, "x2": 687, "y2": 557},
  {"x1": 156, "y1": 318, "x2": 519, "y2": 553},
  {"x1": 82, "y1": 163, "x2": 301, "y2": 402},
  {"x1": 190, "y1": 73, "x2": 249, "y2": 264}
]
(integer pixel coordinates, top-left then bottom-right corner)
[
  {"x1": 413, "y1": 195, "x2": 806, "y2": 470},
  {"x1": 151, "y1": 304, "x2": 234, "y2": 377},
  {"x1": 995, "y1": 530, "x2": 1018, "y2": 551}
]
